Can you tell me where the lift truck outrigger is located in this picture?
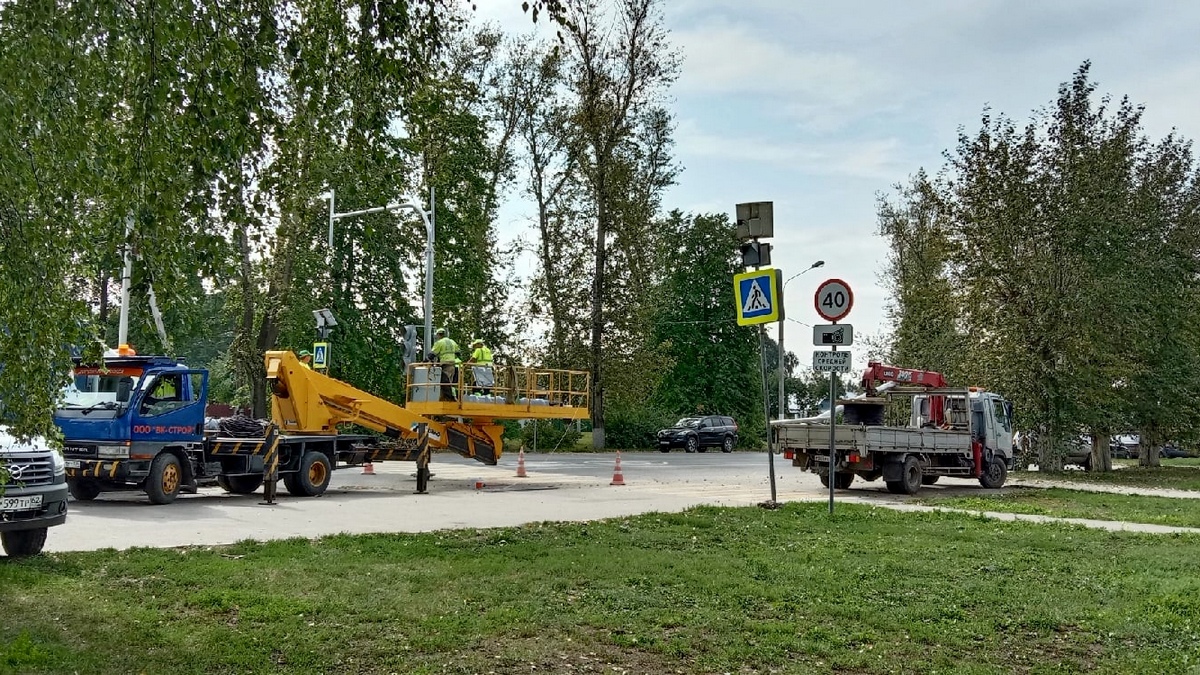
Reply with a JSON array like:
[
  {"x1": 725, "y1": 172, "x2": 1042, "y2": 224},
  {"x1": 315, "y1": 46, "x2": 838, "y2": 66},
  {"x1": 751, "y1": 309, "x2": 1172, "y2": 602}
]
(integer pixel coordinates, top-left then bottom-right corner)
[{"x1": 57, "y1": 350, "x2": 589, "y2": 504}]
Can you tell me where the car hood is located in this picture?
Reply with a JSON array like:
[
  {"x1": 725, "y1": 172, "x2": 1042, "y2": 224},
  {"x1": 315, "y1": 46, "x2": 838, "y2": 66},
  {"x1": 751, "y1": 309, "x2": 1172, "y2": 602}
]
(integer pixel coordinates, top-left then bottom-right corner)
[
  {"x1": 0, "y1": 425, "x2": 54, "y2": 455},
  {"x1": 660, "y1": 427, "x2": 697, "y2": 434}
]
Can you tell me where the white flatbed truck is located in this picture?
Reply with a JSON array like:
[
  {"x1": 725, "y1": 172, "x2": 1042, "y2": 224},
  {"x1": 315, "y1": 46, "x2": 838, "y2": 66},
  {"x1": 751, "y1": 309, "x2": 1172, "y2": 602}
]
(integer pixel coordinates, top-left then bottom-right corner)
[{"x1": 774, "y1": 386, "x2": 1015, "y2": 495}]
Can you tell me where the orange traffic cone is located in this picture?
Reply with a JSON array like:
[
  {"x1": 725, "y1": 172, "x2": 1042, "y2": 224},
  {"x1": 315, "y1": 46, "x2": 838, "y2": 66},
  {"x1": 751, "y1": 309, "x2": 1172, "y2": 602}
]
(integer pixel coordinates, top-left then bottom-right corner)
[
  {"x1": 362, "y1": 461, "x2": 376, "y2": 476},
  {"x1": 610, "y1": 451, "x2": 626, "y2": 486},
  {"x1": 515, "y1": 448, "x2": 528, "y2": 478}
]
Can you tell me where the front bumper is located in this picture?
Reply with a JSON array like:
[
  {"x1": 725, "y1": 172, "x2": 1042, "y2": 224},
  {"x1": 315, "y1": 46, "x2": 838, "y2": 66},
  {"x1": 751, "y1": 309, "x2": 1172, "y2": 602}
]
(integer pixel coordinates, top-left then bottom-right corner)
[
  {"x1": 0, "y1": 480, "x2": 68, "y2": 532},
  {"x1": 65, "y1": 458, "x2": 147, "y2": 483}
]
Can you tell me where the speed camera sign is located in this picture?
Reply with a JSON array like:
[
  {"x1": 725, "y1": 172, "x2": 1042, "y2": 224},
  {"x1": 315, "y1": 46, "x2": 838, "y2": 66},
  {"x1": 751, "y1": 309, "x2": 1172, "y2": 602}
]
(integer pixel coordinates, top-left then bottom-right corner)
[{"x1": 814, "y1": 278, "x2": 854, "y2": 322}]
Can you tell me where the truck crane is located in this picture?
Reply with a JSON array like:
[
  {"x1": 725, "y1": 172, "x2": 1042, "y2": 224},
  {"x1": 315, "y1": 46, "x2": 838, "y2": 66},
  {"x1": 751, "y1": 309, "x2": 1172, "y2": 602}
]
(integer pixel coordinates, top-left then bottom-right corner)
[
  {"x1": 775, "y1": 361, "x2": 1014, "y2": 495},
  {"x1": 860, "y1": 361, "x2": 949, "y2": 427}
]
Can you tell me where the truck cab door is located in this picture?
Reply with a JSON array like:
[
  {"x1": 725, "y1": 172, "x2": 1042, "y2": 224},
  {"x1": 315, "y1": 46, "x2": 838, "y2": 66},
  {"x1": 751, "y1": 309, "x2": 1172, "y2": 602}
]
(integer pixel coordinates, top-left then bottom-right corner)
[
  {"x1": 981, "y1": 396, "x2": 1013, "y2": 457},
  {"x1": 131, "y1": 370, "x2": 208, "y2": 444}
]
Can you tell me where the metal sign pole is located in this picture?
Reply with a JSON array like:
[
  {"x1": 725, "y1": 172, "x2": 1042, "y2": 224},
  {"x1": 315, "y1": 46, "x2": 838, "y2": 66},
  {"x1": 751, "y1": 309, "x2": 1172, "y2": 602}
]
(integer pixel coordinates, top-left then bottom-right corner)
[{"x1": 829, "y1": 323, "x2": 837, "y2": 515}]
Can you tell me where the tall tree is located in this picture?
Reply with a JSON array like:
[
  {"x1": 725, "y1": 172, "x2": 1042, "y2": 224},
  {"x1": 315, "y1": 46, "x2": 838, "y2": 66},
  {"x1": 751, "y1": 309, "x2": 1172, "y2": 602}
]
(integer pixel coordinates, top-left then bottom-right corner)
[{"x1": 561, "y1": 0, "x2": 678, "y2": 448}]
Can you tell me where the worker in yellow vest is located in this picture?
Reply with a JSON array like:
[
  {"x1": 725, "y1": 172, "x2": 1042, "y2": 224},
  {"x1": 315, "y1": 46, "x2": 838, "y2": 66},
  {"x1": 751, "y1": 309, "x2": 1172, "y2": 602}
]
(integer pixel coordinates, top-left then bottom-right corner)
[
  {"x1": 431, "y1": 328, "x2": 459, "y2": 401},
  {"x1": 467, "y1": 338, "x2": 494, "y2": 396}
]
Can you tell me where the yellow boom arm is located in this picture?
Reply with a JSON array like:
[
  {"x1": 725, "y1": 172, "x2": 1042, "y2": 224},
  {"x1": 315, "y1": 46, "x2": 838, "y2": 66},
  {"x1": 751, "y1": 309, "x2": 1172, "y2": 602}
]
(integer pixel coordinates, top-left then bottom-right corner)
[{"x1": 264, "y1": 351, "x2": 503, "y2": 464}]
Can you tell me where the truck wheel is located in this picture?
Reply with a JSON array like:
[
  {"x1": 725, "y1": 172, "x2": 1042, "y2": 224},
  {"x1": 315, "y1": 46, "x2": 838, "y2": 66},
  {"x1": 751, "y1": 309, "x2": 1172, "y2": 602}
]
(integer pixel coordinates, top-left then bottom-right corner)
[
  {"x1": 899, "y1": 456, "x2": 923, "y2": 495},
  {"x1": 885, "y1": 480, "x2": 907, "y2": 494},
  {"x1": 146, "y1": 453, "x2": 183, "y2": 505},
  {"x1": 68, "y1": 479, "x2": 102, "y2": 501},
  {"x1": 284, "y1": 451, "x2": 332, "y2": 497},
  {"x1": 216, "y1": 475, "x2": 264, "y2": 494},
  {"x1": 1, "y1": 528, "x2": 47, "y2": 557},
  {"x1": 835, "y1": 472, "x2": 854, "y2": 490},
  {"x1": 979, "y1": 457, "x2": 1008, "y2": 489},
  {"x1": 685, "y1": 435, "x2": 698, "y2": 453},
  {"x1": 921, "y1": 475, "x2": 940, "y2": 486},
  {"x1": 722, "y1": 436, "x2": 734, "y2": 453}
]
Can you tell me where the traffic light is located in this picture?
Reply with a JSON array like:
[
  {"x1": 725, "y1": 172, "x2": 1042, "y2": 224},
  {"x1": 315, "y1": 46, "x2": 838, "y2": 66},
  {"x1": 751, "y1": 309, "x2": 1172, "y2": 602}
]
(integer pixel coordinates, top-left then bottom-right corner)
[
  {"x1": 739, "y1": 240, "x2": 772, "y2": 267},
  {"x1": 402, "y1": 325, "x2": 418, "y2": 366}
]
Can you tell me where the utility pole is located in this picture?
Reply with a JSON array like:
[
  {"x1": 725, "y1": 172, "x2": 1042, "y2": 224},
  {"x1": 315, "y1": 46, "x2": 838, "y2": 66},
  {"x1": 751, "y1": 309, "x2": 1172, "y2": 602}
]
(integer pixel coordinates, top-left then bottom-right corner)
[{"x1": 322, "y1": 190, "x2": 436, "y2": 356}]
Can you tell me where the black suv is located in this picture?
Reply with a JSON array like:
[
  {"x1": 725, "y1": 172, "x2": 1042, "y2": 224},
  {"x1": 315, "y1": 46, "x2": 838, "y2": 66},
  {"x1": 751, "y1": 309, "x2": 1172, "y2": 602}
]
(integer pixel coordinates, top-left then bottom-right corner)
[{"x1": 657, "y1": 416, "x2": 739, "y2": 453}]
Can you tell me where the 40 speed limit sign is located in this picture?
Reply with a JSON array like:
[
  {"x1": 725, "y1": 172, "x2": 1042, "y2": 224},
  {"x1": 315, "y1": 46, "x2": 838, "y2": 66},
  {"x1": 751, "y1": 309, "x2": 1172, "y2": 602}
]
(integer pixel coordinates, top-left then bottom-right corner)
[{"x1": 814, "y1": 278, "x2": 854, "y2": 322}]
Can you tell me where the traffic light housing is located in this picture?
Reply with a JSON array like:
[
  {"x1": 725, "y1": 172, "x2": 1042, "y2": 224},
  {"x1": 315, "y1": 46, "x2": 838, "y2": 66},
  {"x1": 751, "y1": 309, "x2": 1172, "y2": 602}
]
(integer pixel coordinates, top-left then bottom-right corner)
[
  {"x1": 740, "y1": 240, "x2": 772, "y2": 267},
  {"x1": 402, "y1": 325, "x2": 418, "y2": 366}
]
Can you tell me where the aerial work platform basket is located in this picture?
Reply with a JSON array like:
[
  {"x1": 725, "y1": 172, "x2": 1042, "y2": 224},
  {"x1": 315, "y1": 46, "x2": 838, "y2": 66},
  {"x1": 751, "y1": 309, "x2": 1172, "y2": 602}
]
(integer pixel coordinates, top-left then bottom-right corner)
[{"x1": 404, "y1": 362, "x2": 590, "y2": 420}]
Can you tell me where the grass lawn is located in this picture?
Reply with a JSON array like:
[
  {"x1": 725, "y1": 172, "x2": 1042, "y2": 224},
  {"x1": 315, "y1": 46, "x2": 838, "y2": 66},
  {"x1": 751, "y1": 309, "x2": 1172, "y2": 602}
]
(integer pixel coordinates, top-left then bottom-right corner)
[
  {"x1": 918, "y1": 487, "x2": 1200, "y2": 529},
  {"x1": 3, "y1": 505, "x2": 1200, "y2": 674},
  {"x1": 1023, "y1": 464, "x2": 1200, "y2": 492}
]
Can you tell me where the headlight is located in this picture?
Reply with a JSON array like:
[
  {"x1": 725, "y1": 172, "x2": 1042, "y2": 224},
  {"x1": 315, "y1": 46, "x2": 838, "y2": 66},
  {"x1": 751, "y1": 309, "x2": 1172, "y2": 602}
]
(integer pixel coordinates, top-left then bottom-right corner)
[
  {"x1": 97, "y1": 445, "x2": 130, "y2": 459},
  {"x1": 50, "y1": 450, "x2": 66, "y2": 475}
]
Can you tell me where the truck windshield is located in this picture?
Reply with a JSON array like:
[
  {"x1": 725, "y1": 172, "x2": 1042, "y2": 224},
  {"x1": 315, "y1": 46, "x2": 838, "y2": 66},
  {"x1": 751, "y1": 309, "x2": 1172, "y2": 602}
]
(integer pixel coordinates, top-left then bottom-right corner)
[{"x1": 61, "y1": 367, "x2": 142, "y2": 409}]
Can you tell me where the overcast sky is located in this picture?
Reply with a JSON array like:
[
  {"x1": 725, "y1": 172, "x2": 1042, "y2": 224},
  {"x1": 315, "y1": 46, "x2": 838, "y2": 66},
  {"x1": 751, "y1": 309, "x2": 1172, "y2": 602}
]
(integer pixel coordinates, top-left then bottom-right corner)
[{"x1": 476, "y1": 0, "x2": 1200, "y2": 364}]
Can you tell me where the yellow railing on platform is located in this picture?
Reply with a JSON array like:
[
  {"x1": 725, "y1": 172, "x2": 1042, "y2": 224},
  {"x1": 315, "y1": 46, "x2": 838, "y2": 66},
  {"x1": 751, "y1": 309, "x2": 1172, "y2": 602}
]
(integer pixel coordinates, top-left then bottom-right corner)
[{"x1": 404, "y1": 362, "x2": 590, "y2": 414}]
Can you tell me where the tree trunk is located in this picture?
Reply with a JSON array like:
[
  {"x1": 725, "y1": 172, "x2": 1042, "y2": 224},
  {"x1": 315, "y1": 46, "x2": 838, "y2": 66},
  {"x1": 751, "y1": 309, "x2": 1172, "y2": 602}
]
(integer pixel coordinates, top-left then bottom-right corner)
[
  {"x1": 1140, "y1": 428, "x2": 1161, "y2": 467},
  {"x1": 98, "y1": 271, "x2": 109, "y2": 333},
  {"x1": 1089, "y1": 430, "x2": 1112, "y2": 472},
  {"x1": 590, "y1": 170, "x2": 607, "y2": 450}
]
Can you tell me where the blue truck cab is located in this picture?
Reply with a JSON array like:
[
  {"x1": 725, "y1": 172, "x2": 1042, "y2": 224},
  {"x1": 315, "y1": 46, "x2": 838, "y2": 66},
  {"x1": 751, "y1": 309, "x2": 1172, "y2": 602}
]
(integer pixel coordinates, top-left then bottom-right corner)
[{"x1": 56, "y1": 356, "x2": 209, "y2": 504}]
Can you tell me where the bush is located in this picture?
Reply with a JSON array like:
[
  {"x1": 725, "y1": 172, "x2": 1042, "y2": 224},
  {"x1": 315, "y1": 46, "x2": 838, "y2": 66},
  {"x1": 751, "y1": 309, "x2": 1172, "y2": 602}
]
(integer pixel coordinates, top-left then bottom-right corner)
[
  {"x1": 604, "y1": 405, "x2": 674, "y2": 449},
  {"x1": 520, "y1": 419, "x2": 582, "y2": 452}
]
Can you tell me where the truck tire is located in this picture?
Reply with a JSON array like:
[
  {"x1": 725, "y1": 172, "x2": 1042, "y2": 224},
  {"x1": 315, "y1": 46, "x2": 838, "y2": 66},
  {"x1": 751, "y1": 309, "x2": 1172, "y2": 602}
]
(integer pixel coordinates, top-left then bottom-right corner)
[
  {"x1": 819, "y1": 472, "x2": 855, "y2": 490},
  {"x1": 885, "y1": 480, "x2": 907, "y2": 494},
  {"x1": 921, "y1": 475, "x2": 940, "y2": 486},
  {"x1": 146, "y1": 453, "x2": 183, "y2": 505},
  {"x1": 216, "y1": 474, "x2": 264, "y2": 494},
  {"x1": 898, "y1": 455, "x2": 923, "y2": 495},
  {"x1": 1, "y1": 528, "x2": 47, "y2": 557},
  {"x1": 284, "y1": 451, "x2": 332, "y2": 497},
  {"x1": 722, "y1": 435, "x2": 735, "y2": 453},
  {"x1": 979, "y1": 457, "x2": 1008, "y2": 489},
  {"x1": 68, "y1": 479, "x2": 102, "y2": 501}
]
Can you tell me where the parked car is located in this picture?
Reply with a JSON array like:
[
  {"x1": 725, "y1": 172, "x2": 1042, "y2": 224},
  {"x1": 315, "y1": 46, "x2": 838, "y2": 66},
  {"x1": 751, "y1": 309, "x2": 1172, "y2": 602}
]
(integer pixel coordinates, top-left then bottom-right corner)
[
  {"x1": 0, "y1": 425, "x2": 69, "y2": 557},
  {"x1": 657, "y1": 416, "x2": 738, "y2": 453},
  {"x1": 1159, "y1": 444, "x2": 1191, "y2": 459}
]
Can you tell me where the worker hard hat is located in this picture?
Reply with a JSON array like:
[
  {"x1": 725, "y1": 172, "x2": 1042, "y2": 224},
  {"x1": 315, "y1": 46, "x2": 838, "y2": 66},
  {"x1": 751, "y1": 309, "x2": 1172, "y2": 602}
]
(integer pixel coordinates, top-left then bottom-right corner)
[
  {"x1": 436, "y1": 327, "x2": 447, "y2": 336},
  {"x1": 471, "y1": 338, "x2": 484, "y2": 347},
  {"x1": 298, "y1": 349, "x2": 313, "y2": 358}
]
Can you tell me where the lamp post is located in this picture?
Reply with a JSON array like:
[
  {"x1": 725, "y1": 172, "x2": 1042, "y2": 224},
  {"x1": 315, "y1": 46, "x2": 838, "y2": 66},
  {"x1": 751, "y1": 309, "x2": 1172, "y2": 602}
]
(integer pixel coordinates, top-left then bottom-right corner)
[
  {"x1": 779, "y1": 260, "x2": 824, "y2": 423},
  {"x1": 321, "y1": 188, "x2": 437, "y2": 357}
]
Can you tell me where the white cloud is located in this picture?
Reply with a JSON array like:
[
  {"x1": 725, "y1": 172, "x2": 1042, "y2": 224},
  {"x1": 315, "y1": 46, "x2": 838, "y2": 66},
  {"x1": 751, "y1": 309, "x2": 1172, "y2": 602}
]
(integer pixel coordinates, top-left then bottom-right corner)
[{"x1": 674, "y1": 118, "x2": 909, "y2": 181}]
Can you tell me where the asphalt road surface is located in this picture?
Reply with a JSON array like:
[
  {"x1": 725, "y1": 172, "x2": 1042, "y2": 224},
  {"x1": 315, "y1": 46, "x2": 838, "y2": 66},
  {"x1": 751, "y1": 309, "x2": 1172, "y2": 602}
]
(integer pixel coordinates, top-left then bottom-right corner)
[{"x1": 42, "y1": 450, "x2": 1027, "y2": 554}]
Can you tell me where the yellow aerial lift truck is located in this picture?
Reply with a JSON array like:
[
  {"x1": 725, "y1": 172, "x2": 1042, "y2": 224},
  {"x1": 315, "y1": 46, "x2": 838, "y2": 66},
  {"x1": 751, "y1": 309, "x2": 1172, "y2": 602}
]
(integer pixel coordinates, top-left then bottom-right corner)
[{"x1": 58, "y1": 349, "x2": 589, "y2": 503}]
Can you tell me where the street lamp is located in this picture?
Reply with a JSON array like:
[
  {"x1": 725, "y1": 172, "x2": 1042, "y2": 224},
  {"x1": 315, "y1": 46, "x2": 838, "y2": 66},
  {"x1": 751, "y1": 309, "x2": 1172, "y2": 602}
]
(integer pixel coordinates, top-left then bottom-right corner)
[
  {"x1": 778, "y1": 260, "x2": 824, "y2": 421},
  {"x1": 322, "y1": 188, "x2": 437, "y2": 357}
]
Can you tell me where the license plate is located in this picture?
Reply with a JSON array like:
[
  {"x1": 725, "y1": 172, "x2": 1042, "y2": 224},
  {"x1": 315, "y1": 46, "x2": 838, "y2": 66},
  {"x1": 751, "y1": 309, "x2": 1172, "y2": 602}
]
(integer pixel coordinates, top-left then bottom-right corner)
[
  {"x1": 814, "y1": 454, "x2": 830, "y2": 461},
  {"x1": 65, "y1": 460, "x2": 81, "y2": 469},
  {"x1": 0, "y1": 495, "x2": 43, "y2": 511}
]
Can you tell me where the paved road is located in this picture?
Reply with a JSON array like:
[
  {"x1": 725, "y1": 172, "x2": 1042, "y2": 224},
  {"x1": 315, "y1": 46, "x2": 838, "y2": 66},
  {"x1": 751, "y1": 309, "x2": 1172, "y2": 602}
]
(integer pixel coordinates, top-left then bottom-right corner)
[{"x1": 41, "y1": 451, "x2": 1200, "y2": 553}]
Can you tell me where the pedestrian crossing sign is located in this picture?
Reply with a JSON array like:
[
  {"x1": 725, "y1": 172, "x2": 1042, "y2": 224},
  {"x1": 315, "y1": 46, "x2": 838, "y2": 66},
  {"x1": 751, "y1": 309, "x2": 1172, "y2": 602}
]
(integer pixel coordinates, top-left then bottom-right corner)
[
  {"x1": 734, "y1": 268, "x2": 783, "y2": 326},
  {"x1": 312, "y1": 342, "x2": 330, "y2": 370}
]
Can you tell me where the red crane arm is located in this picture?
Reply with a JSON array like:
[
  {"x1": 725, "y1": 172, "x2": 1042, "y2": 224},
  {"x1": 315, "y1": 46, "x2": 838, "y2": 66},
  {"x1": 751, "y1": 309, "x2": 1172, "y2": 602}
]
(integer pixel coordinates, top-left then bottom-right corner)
[{"x1": 860, "y1": 361, "x2": 948, "y2": 396}]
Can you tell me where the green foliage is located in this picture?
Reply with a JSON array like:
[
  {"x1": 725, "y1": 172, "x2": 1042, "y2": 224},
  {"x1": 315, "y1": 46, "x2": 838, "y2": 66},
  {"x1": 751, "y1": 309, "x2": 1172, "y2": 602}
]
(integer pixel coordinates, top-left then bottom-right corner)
[
  {"x1": 519, "y1": 419, "x2": 582, "y2": 452},
  {"x1": 879, "y1": 62, "x2": 1200, "y2": 469},
  {"x1": 603, "y1": 402, "x2": 673, "y2": 449},
  {"x1": 646, "y1": 211, "x2": 766, "y2": 446}
]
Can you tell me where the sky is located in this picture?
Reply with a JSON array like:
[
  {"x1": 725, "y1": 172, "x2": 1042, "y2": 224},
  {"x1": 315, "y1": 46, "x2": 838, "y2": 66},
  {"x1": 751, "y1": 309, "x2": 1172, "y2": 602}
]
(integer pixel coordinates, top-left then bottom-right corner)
[{"x1": 474, "y1": 0, "x2": 1200, "y2": 368}]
